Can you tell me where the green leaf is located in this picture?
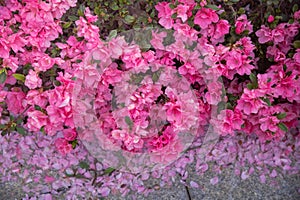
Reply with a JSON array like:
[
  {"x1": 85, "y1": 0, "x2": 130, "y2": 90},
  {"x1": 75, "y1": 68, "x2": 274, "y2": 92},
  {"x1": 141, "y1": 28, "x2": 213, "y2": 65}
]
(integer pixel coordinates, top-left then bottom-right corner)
[
  {"x1": 108, "y1": 30, "x2": 118, "y2": 40},
  {"x1": 276, "y1": 112, "x2": 286, "y2": 120},
  {"x1": 171, "y1": 13, "x2": 177, "y2": 19},
  {"x1": 1, "y1": 130, "x2": 8, "y2": 136},
  {"x1": 230, "y1": 0, "x2": 240, "y2": 3},
  {"x1": 246, "y1": 83, "x2": 253, "y2": 90},
  {"x1": 125, "y1": 116, "x2": 133, "y2": 130},
  {"x1": 34, "y1": 105, "x2": 43, "y2": 111},
  {"x1": 292, "y1": 4, "x2": 299, "y2": 13},
  {"x1": 71, "y1": 140, "x2": 78, "y2": 149},
  {"x1": 0, "y1": 69, "x2": 7, "y2": 84},
  {"x1": 68, "y1": 15, "x2": 79, "y2": 21},
  {"x1": 63, "y1": 22, "x2": 72, "y2": 29},
  {"x1": 40, "y1": 126, "x2": 46, "y2": 134},
  {"x1": 293, "y1": 40, "x2": 300, "y2": 49},
  {"x1": 169, "y1": 4, "x2": 176, "y2": 9},
  {"x1": 124, "y1": 15, "x2": 135, "y2": 24},
  {"x1": 103, "y1": 167, "x2": 115, "y2": 175},
  {"x1": 278, "y1": 122, "x2": 288, "y2": 132},
  {"x1": 16, "y1": 126, "x2": 26, "y2": 135},
  {"x1": 205, "y1": 4, "x2": 219, "y2": 10},
  {"x1": 288, "y1": 19, "x2": 294, "y2": 24},
  {"x1": 285, "y1": 71, "x2": 292, "y2": 77},
  {"x1": 13, "y1": 73, "x2": 25, "y2": 82},
  {"x1": 249, "y1": 73, "x2": 257, "y2": 84},
  {"x1": 110, "y1": 4, "x2": 119, "y2": 11},
  {"x1": 262, "y1": 97, "x2": 271, "y2": 106},
  {"x1": 0, "y1": 124, "x2": 6, "y2": 129},
  {"x1": 283, "y1": 64, "x2": 287, "y2": 72},
  {"x1": 151, "y1": 71, "x2": 160, "y2": 82},
  {"x1": 78, "y1": 4, "x2": 85, "y2": 16},
  {"x1": 79, "y1": 161, "x2": 89, "y2": 170}
]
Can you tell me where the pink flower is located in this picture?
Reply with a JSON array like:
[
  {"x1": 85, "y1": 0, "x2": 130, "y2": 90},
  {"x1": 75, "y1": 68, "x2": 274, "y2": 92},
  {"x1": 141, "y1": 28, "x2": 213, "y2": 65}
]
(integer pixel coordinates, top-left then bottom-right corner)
[
  {"x1": 54, "y1": 138, "x2": 73, "y2": 155},
  {"x1": 0, "y1": 39, "x2": 10, "y2": 59},
  {"x1": 272, "y1": 28, "x2": 285, "y2": 44},
  {"x1": 38, "y1": 55, "x2": 55, "y2": 72},
  {"x1": 205, "y1": 81, "x2": 223, "y2": 105},
  {"x1": 235, "y1": 14, "x2": 253, "y2": 34},
  {"x1": 25, "y1": 69, "x2": 42, "y2": 89},
  {"x1": 294, "y1": 10, "x2": 300, "y2": 20},
  {"x1": 259, "y1": 116, "x2": 280, "y2": 132},
  {"x1": 173, "y1": 23, "x2": 199, "y2": 40},
  {"x1": 236, "y1": 89, "x2": 266, "y2": 115},
  {"x1": 194, "y1": 8, "x2": 219, "y2": 29},
  {"x1": 26, "y1": 110, "x2": 48, "y2": 132},
  {"x1": 63, "y1": 128, "x2": 77, "y2": 141},
  {"x1": 267, "y1": 15, "x2": 275, "y2": 23},
  {"x1": 226, "y1": 51, "x2": 243, "y2": 69},
  {"x1": 0, "y1": 6, "x2": 12, "y2": 20},
  {"x1": 111, "y1": 129, "x2": 128, "y2": 141},
  {"x1": 6, "y1": 87, "x2": 26, "y2": 115},
  {"x1": 155, "y1": 2, "x2": 174, "y2": 29},
  {"x1": 124, "y1": 135, "x2": 144, "y2": 151},
  {"x1": 293, "y1": 49, "x2": 300, "y2": 63},
  {"x1": 174, "y1": 4, "x2": 190, "y2": 22},
  {"x1": 25, "y1": 90, "x2": 48, "y2": 108},
  {"x1": 213, "y1": 19, "x2": 230, "y2": 39},
  {"x1": 212, "y1": 109, "x2": 244, "y2": 136},
  {"x1": 2, "y1": 57, "x2": 19, "y2": 72},
  {"x1": 7, "y1": 32, "x2": 27, "y2": 53},
  {"x1": 256, "y1": 25, "x2": 272, "y2": 44},
  {"x1": 163, "y1": 101, "x2": 182, "y2": 123}
]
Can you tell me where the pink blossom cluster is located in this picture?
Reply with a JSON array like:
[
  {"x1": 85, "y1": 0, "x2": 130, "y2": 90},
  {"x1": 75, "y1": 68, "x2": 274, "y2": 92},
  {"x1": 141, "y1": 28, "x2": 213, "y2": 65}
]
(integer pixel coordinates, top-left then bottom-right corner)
[{"x1": 0, "y1": 0, "x2": 299, "y2": 198}]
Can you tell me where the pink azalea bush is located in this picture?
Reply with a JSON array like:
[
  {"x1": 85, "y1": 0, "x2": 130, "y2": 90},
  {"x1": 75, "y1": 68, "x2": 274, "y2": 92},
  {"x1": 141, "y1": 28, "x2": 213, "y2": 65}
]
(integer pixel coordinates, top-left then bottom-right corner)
[{"x1": 0, "y1": 0, "x2": 299, "y2": 199}]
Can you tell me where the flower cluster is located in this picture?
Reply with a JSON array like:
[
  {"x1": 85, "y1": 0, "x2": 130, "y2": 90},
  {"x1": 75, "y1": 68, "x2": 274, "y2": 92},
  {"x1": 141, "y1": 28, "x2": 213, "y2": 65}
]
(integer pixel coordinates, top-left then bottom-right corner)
[{"x1": 0, "y1": 0, "x2": 299, "y2": 199}]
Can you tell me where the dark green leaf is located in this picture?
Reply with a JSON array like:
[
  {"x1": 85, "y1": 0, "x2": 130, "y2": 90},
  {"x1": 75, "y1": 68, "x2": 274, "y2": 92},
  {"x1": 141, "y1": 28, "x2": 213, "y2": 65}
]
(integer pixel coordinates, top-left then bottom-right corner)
[
  {"x1": 79, "y1": 161, "x2": 89, "y2": 169},
  {"x1": 249, "y1": 73, "x2": 257, "y2": 84},
  {"x1": 1, "y1": 130, "x2": 8, "y2": 136},
  {"x1": 16, "y1": 126, "x2": 26, "y2": 135},
  {"x1": 205, "y1": 4, "x2": 219, "y2": 10},
  {"x1": 152, "y1": 71, "x2": 160, "y2": 82},
  {"x1": 103, "y1": 167, "x2": 115, "y2": 175},
  {"x1": 78, "y1": 4, "x2": 85, "y2": 16},
  {"x1": 262, "y1": 97, "x2": 271, "y2": 106},
  {"x1": 169, "y1": 4, "x2": 176, "y2": 9},
  {"x1": 0, "y1": 70, "x2": 7, "y2": 84},
  {"x1": 292, "y1": 4, "x2": 299, "y2": 13},
  {"x1": 124, "y1": 15, "x2": 135, "y2": 24},
  {"x1": 110, "y1": 4, "x2": 119, "y2": 11},
  {"x1": 40, "y1": 126, "x2": 46, "y2": 134},
  {"x1": 278, "y1": 122, "x2": 288, "y2": 132},
  {"x1": 0, "y1": 124, "x2": 6, "y2": 129},
  {"x1": 285, "y1": 71, "x2": 292, "y2": 77},
  {"x1": 283, "y1": 64, "x2": 287, "y2": 72},
  {"x1": 68, "y1": 15, "x2": 79, "y2": 21},
  {"x1": 125, "y1": 116, "x2": 133, "y2": 129},
  {"x1": 288, "y1": 19, "x2": 294, "y2": 24},
  {"x1": 246, "y1": 83, "x2": 253, "y2": 90},
  {"x1": 34, "y1": 105, "x2": 42, "y2": 111},
  {"x1": 276, "y1": 112, "x2": 286, "y2": 120},
  {"x1": 171, "y1": 13, "x2": 177, "y2": 19}
]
